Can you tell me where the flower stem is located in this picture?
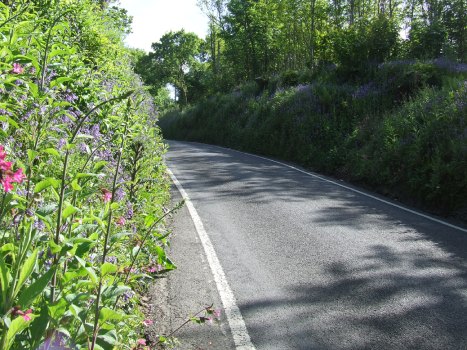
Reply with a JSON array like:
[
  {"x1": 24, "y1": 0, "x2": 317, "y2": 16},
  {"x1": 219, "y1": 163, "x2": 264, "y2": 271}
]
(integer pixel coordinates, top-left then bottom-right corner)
[{"x1": 90, "y1": 106, "x2": 130, "y2": 350}]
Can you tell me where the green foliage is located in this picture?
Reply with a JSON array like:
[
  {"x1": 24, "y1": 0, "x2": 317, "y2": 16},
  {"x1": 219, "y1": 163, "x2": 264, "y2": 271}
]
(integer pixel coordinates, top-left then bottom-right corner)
[
  {"x1": 0, "y1": 1, "x2": 172, "y2": 349},
  {"x1": 136, "y1": 30, "x2": 204, "y2": 106},
  {"x1": 159, "y1": 61, "x2": 467, "y2": 218}
]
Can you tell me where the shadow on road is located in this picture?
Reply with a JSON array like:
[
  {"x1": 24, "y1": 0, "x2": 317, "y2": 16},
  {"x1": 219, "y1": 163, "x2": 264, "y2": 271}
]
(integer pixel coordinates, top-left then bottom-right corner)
[
  {"x1": 240, "y1": 243, "x2": 467, "y2": 349},
  {"x1": 167, "y1": 141, "x2": 467, "y2": 350}
]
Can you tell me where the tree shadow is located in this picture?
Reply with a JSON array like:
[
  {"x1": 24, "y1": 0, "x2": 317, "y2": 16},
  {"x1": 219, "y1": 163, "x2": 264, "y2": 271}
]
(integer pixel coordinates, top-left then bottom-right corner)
[
  {"x1": 166, "y1": 141, "x2": 467, "y2": 349},
  {"x1": 239, "y1": 244, "x2": 467, "y2": 349}
]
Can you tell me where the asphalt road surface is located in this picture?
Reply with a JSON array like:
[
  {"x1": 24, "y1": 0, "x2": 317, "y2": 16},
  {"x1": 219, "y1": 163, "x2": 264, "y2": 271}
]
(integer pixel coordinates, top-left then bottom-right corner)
[{"x1": 163, "y1": 140, "x2": 467, "y2": 350}]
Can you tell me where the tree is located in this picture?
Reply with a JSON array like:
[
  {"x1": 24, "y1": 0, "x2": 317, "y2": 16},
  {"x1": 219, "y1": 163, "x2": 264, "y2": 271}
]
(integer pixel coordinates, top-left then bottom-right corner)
[{"x1": 138, "y1": 30, "x2": 203, "y2": 106}]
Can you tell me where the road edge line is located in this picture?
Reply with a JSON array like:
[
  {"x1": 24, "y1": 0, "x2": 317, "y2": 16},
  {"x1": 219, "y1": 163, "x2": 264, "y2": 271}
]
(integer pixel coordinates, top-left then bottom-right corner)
[
  {"x1": 204, "y1": 143, "x2": 467, "y2": 234},
  {"x1": 167, "y1": 167, "x2": 256, "y2": 350}
]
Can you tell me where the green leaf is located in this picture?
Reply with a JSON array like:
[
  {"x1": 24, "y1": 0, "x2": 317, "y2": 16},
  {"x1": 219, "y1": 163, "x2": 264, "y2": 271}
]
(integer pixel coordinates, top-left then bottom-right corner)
[
  {"x1": 71, "y1": 179, "x2": 82, "y2": 191},
  {"x1": 75, "y1": 241, "x2": 94, "y2": 258},
  {"x1": 101, "y1": 285, "x2": 131, "y2": 302},
  {"x1": 14, "y1": 249, "x2": 38, "y2": 298},
  {"x1": 30, "y1": 305, "x2": 49, "y2": 349},
  {"x1": 43, "y1": 148, "x2": 60, "y2": 157},
  {"x1": 93, "y1": 161, "x2": 107, "y2": 172},
  {"x1": 155, "y1": 246, "x2": 167, "y2": 260},
  {"x1": 131, "y1": 246, "x2": 140, "y2": 258},
  {"x1": 110, "y1": 231, "x2": 132, "y2": 245},
  {"x1": 101, "y1": 263, "x2": 117, "y2": 276},
  {"x1": 75, "y1": 172, "x2": 101, "y2": 179},
  {"x1": 36, "y1": 203, "x2": 58, "y2": 217},
  {"x1": 49, "y1": 240, "x2": 61, "y2": 254},
  {"x1": 98, "y1": 307, "x2": 125, "y2": 324},
  {"x1": 0, "y1": 243, "x2": 15, "y2": 253},
  {"x1": 27, "y1": 149, "x2": 38, "y2": 163},
  {"x1": 48, "y1": 298, "x2": 68, "y2": 320},
  {"x1": 26, "y1": 80, "x2": 39, "y2": 98},
  {"x1": 76, "y1": 256, "x2": 97, "y2": 284},
  {"x1": 85, "y1": 267, "x2": 98, "y2": 284},
  {"x1": 62, "y1": 204, "x2": 78, "y2": 219},
  {"x1": 97, "y1": 329, "x2": 118, "y2": 349},
  {"x1": 0, "y1": 254, "x2": 11, "y2": 303},
  {"x1": 34, "y1": 178, "x2": 60, "y2": 193},
  {"x1": 5, "y1": 314, "x2": 34, "y2": 350},
  {"x1": 18, "y1": 267, "x2": 55, "y2": 309}
]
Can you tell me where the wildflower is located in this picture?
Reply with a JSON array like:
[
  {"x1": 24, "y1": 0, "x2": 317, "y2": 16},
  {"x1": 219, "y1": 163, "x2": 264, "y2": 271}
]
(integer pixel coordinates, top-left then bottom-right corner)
[
  {"x1": 115, "y1": 187, "x2": 125, "y2": 201},
  {"x1": 122, "y1": 290, "x2": 135, "y2": 302},
  {"x1": 126, "y1": 204, "x2": 134, "y2": 219},
  {"x1": 116, "y1": 216, "x2": 126, "y2": 226},
  {"x1": 12, "y1": 63, "x2": 24, "y2": 74},
  {"x1": 142, "y1": 319, "x2": 153, "y2": 326},
  {"x1": 20, "y1": 309, "x2": 33, "y2": 321},
  {"x1": 58, "y1": 138, "x2": 67, "y2": 150},
  {"x1": 101, "y1": 188, "x2": 112, "y2": 202},
  {"x1": 136, "y1": 339, "x2": 146, "y2": 346},
  {"x1": 147, "y1": 264, "x2": 163, "y2": 273},
  {"x1": 0, "y1": 146, "x2": 25, "y2": 192},
  {"x1": 11, "y1": 307, "x2": 33, "y2": 321},
  {"x1": 105, "y1": 256, "x2": 118, "y2": 264},
  {"x1": 11, "y1": 168, "x2": 25, "y2": 183},
  {"x1": 213, "y1": 309, "x2": 221, "y2": 319}
]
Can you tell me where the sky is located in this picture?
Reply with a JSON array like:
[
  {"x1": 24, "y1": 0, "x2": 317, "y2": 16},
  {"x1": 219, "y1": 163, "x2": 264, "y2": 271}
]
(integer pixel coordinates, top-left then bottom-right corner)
[{"x1": 118, "y1": 0, "x2": 209, "y2": 52}]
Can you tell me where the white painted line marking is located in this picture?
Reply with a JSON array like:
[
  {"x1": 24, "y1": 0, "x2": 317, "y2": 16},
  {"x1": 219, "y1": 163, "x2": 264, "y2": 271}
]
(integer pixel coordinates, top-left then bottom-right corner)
[
  {"x1": 188, "y1": 141, "x2": 467, "y2": 234},
  {"x1": 167, "y1": 167, "x2": 256, "y2": 350}
]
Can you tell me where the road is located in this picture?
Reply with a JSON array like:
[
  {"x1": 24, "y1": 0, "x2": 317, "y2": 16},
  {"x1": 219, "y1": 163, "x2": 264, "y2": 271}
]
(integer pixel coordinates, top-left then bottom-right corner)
[{"x1": 162, "y1": 140, "x2": 467, "y2": 350}]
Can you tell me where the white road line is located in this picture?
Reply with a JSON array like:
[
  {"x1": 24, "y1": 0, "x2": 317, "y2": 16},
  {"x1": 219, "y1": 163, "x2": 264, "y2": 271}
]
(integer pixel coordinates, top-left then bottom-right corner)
[
  {"x1": 191, "y1": 141, "x2": 467, "y2": 234},
  {"x1": 167, "y1": 167, "x2": 256, "y2": 350}
]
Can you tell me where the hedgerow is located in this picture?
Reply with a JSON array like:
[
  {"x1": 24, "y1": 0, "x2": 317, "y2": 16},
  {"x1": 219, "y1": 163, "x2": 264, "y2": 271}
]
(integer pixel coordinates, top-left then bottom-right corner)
[{"x1": 0, "y1": 1, "x2": 174, "y2": 349}]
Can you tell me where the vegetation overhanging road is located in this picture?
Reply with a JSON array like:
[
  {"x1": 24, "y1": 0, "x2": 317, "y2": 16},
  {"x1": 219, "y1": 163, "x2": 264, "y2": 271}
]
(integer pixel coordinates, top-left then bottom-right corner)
[{"x1": 166, "y1": 140, "x2": 467, "y2": 350}]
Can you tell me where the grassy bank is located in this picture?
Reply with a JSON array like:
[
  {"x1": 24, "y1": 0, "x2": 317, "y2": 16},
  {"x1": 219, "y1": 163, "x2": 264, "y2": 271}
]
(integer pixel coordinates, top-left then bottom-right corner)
[{"x1": 160, "y1": 60, "x2": 467, "y2": 221}]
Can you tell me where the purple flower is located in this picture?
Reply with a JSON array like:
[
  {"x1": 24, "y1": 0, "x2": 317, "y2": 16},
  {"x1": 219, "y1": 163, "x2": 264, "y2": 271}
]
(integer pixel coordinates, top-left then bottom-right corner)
[
  {"x1": 126, "y1": 204, "x2": 134, "y2": 219},
  {"x1": 64, "y1": 89, "x2": 78, "y2": 103},
  {"x1": 89, "y1": 125, "x2": 101, "y2": 139},
  {"x1": 106, "y1": 256, "x2": 118, "y2": 264},
  {"x1": 78, "y1": 142, "x2": 88, "y2": 154},
  {"x1": 58, "y1": 138, "x2": 67, "y2": 150},
  {"x1": 115, "y1": 187, "x2": 125, "y2": 201},
  {"x1": 122, "y1": 290, "x2": 135, "y2": 302}
]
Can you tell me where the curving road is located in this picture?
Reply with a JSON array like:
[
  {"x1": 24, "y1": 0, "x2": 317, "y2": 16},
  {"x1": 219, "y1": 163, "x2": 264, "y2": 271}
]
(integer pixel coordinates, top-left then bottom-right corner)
[{"x1": 164, "y1": 140, "x2": 467, "y2": 350}]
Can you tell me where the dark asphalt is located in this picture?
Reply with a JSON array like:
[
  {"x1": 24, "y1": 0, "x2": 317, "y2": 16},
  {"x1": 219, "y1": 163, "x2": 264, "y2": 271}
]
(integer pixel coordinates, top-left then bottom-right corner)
[{"x1": 165, "y1": 140, "x2": 467, "y2": 350}]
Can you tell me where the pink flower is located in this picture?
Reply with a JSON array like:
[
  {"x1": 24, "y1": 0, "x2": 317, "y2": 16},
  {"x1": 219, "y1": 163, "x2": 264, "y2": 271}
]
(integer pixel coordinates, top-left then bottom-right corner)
[
  {"x1": 147, "y1": 264, "x2": 163, "y2": 273},
  {"x1": 0, "y1": 146, "x2": 12, "y2": 171},
  {"x1": 11, "y1": 168, "x2": 25, "y2": 183},
  {"x1": 13, "y1": 308, "x2": 33, "y2": 321},
  {"x1": 0, "y1": 160, "x2": 12, "y2": 171},
  {"x1": 101, "y1": 188, "x2": 112, "y2": 202},
  {"x1": 136, "y1": 339, "x2": 146, "y2": 346},
  {"x1": 116, "y1": 216, "x2": 126, "y2": 226},
  {"x1": 142, "y1": 319, "x2": 153, "y2": 326},
  {"x1": 12, "y1": 63, "x2": 24, "y2": 74},
  {"x1": 213, "y1": 309, "x2": 221, "y2": 319},
  {"x1": 0, "y1": 146, "x2": 25, "y2": 192},
  {"x1": 1, "y1": 178, "x2": 13, "y2": 192}
]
